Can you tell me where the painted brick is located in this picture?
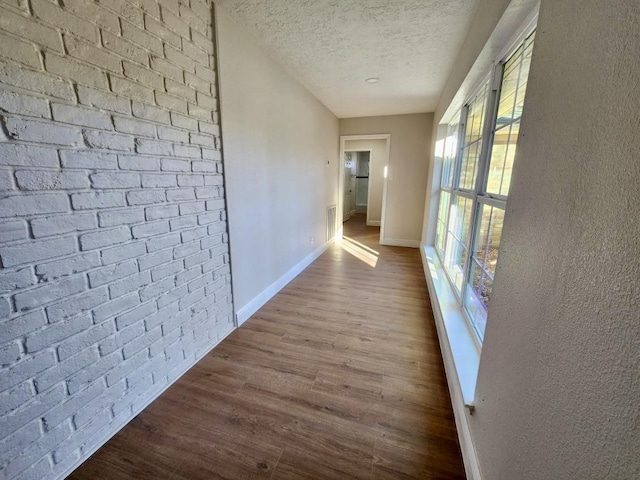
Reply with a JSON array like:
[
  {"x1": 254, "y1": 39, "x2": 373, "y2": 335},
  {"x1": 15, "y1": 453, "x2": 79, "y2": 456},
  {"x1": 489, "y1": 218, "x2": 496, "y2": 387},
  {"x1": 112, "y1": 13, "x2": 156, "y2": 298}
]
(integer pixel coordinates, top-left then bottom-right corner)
[
  {"x1": 35, "y1": 252, "x2": 101, "y2": 281},
  {"x1": 132, "y1": 101, "x2": 170, "y2": 124},
  {"x1": 0, "y1": 349, "x2": 56, "y2": 392},
  {"x1": 102, "y1": 0, "x2": 144, "y2": 27},
  {"x1": 99, "y1": 322, "x2": 145, "y2": 356},
  {"x1": 145, "y1": 204, "x2": 179, "y2": 221},
  {"x1": 0, "y1": 90, "x2": 51, "y2": 119},
  {"x1": 31, "y1": 213, "x2": 97, "y2": 238},
  {"x1": 166, "y1": 188, "x2": 195, "y2": 202},
  {"x1": 25, "y1": 314, "x2": 93, "y2": 353},
  {"x1": 110, "y1": 76, "x2": 155, "y2": 105},
  {"x1": 0, "y1": 59, "x2": 73, "y2": 101},
  {"x1": 91, "y1": 172, "x2": 140, "y2": 189},
  {"x1": 5, "y1": 116, "x2": 84, "y2": 146},
  {"x1": 45, "y1": 52, "x2": 108, "y2": 90},
  {"x1": 161, "y1": 158, "x2": 190, "y2": 172},
  {"x1": 88, "y1": 260, "x2": 138, "y2": 288},
  {"x1": 85, "y1": 130, "x2": 135, "y2": 151},
  {"x1": 0, "y1": 341, "x2": 21, "y2": 365},
  {"x1": 44, "y1": 380, "x2": 105, "y2": 432},
  {"x1": 61, "y1": 151, "x2": 118, "y2": 170},
  {"x1": 136, "y1": 139, "x2": 173, "y2": 156},
  {"x1": 123, "y1": 61, "x2": 163, "y2": 90},
  {"x1": 15, "y1": 170, "x2": 89, "y2": 191},
  {"x1": 174, "y1": 144, "x2": 201, "y2": 159},
  {"x1": 71, "y1": 192, "x2": 124, "y2": 210},
  {"x1": 166, "y1": 78, "x2": 196, "y2": 102},
  {"x1": 0, "y1": 2, "x2": 231, "y2": 476},
  {"x1": 98, "y1": 207, "x2": 145, "y2": 227},
  {"x1": 0, "y1": 236, "x2": 75, "y2": 267},
  {"x1": 64, "y1": 33, "x2": 122, "y2": 74},
  {"x1": 77, "y1": 85, "x2": 131, "y2": 115},
  {"x1": 101, "y1": 241, "x2": 147, "y2": 265},
  {"x1": 150, "y1": 259, "x2": 183, "y2": 281},
  {"x1": 0, "y1": 8, "x2": 63, "y2": 52},
  {"x1": 58, "y1": 321, "x2": 115, "y2": 362},
  {"x1": 118, "y1": 154, "x2": 161, "y2": 172},
  {"x1": 169, "y1": 216, "x2": 196, "y2": 232},
  {"x1": 146, "y1": 232, "x2": 180, "y2": 252},
  {"x1": 92, "y1": 292, "x2": 139, "y2": 322},
  {"x1": 73, "y1": 381, "x2": 126, "y2": 428},
  {"x1": 0, "y1": 267, "x2": 35, "y2": 294},
  {"x1": 65, "y1": 349, "x2": 118, "y2": 395},
  {"x1": 158, "y1": 125, "x2": 189, "y2": 143},
  {"x1": 14, "y1": 275, "x2": 86, "y2": 312},
  {"x1": 32, "y1": 0, "x2": 98, "y2": 43},
  {"x1": 63, "y1": 0, "x2": 120, "y2": 33},
  {"x1": 108, "y1": 270, "x2": 151, "y2": 298},
  {"x1": 132, "y1": 220, "x2": 169, "y2": 239},
  {"x1": 0, "y1": 219, "x2": 26, "y2": 244},
  {"x1": 0, "y1": 311, "x2": 47, "y2": 344},
  {"x1": 145, "y1": 15, "x2": 180, "y2": 48},
  {"x1": 115, "y1": 301, "x2": 156, "y2": 330},
  {"x1": 52, "y1": 103, "x2": 113, "y2": 130},
  {"x1": 122, "y1": 325, "x2": 161, "y2": 359},
  {"x1": 119, "y1": 19, "x2": 162, "y2": 56},
  {"x1": 45, "y1": 290, "x2": 108, "y2": 322}
]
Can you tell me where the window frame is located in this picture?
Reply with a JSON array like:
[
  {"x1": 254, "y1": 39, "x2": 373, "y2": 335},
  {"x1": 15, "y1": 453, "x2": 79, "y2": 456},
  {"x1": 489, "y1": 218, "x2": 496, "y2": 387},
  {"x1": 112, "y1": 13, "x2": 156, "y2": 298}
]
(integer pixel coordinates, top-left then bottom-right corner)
[{"x1": 434, "y1": 22, "x2": 537, "y2": 345}]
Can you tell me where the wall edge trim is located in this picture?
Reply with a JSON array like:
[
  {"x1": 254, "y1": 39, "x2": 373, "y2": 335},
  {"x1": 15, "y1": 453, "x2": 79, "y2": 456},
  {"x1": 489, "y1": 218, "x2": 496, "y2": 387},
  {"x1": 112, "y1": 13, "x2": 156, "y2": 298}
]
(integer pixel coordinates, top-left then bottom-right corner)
[
  {"x1": 236, "y1": 243, "x2": 329, "y2": 326},
  {"x1": 380, "y1": 238, "x2": 420, "y2": 248}
]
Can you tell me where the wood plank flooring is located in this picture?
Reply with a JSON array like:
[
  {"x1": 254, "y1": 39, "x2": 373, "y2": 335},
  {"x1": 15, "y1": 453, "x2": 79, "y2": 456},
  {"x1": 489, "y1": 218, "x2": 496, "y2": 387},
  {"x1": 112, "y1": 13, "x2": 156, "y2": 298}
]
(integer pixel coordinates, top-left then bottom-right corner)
[{"x1": 69, "y1": 215, "x2": 465, "y2": 480}]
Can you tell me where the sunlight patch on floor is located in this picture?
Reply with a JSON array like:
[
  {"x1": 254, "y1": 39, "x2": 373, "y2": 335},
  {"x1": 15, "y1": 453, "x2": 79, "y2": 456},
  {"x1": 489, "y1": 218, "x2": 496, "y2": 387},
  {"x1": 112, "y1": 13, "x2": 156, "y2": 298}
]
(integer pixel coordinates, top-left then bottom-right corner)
[{"x1": 339, "y1": 236, "x2": 379, "y2": 267}]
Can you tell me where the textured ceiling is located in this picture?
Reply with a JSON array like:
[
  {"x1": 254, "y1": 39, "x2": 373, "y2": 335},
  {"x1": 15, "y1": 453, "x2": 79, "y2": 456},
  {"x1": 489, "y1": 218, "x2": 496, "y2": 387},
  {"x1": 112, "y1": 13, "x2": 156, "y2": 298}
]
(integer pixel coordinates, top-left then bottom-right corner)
[{"x1": 214, "y1": 0, "x2": 480, "y2": 118}]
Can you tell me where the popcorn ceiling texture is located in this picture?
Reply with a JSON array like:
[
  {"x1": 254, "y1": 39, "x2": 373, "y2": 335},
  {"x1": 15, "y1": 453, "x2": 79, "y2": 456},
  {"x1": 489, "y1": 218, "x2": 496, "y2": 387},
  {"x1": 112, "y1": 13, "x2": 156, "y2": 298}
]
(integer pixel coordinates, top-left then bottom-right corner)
[
  {"x1": 0, "y1": 1, "x2": 234, "y2": 478},
  {"x1": 214, "y1": 0, "x2": 479, "y2": 118}
]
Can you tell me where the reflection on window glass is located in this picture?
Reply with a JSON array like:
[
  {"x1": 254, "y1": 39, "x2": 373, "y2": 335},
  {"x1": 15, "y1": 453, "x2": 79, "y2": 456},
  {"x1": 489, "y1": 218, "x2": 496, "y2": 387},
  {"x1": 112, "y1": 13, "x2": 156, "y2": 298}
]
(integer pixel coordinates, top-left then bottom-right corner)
[
  {"x1": 464, "y1": 205, "x2": 505, "y2": 338},
  {"x1": 487, "y1": 31, "x2": 536, "y2": 196},
  {"x1": 441, "y1": 121, "x2": 459, "y2": 189},
  {"x1": 458, "y1": 83, "x2": 489, "y2": 190},
  {"x1": 435, "y1": 190, "x2": 451, "y2": 255},
  {"x1": 443, "y1": 195, "x2": 473, "y2": 292}
]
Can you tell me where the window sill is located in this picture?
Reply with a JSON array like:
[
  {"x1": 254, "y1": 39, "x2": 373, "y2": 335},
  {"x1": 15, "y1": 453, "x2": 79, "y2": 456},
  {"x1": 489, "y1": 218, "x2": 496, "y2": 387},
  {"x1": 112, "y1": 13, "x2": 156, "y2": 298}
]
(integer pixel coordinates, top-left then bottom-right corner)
[{"x1": 421, "y1": 246, "x2": 480, "y2": 409}]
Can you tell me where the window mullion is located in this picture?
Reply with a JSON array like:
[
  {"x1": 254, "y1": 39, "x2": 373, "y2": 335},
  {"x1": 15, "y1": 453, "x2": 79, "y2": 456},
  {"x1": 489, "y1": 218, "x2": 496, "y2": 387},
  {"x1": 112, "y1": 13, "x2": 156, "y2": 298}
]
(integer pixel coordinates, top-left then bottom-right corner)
[{"x1": 461, "y1": 64, "x2": 502, "y2": 312}]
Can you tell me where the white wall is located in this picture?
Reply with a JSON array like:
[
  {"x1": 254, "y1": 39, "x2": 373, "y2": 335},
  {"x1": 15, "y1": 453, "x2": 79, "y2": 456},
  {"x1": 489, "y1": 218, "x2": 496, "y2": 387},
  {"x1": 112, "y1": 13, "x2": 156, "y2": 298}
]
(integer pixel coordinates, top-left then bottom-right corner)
[
  {"x1": 470, "y1": 0, "x2": 640, "y2": 478},
  {"x1": 344, "y1": 139, "x2": 387, "y2": 225},
  {"x1": 340, "y1": 114, "x2": 432, "y2": 245},
  {"x1": 216, "y1": 7, "x2": 339, "y2": 317},
  {"x1": 422, "y1": 0, "x2": 640, "y2": 477}
]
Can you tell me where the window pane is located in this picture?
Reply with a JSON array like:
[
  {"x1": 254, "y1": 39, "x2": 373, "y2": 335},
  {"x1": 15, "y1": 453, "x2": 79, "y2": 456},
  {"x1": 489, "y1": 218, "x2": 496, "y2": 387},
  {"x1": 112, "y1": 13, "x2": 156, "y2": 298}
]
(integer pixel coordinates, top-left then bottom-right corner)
[
  {"x1": 487, "y1": 31, "x2": 535, "y2": 196},
  {"x1": 443, "y1": 195, "x2": 473, "y2": 293},
  {"x1": 441, "y1": 120, "x2": 460, "y2": 189},
  {"x1": 457, "y1": 83, "x2": 489, "y2": 190},
  {"x1": 435, "y1": 190, "x2": 451, "y2": 255},
  {"x1": 464, "y1": 205, "x2": 505, "y2": 338}
]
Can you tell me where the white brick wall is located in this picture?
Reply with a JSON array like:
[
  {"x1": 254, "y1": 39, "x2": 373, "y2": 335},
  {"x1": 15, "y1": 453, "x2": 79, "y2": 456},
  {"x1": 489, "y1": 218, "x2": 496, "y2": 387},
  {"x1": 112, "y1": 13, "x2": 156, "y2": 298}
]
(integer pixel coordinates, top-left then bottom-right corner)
[{"x1": 0, "y1": 1, "x2": 234, "y2": 479}]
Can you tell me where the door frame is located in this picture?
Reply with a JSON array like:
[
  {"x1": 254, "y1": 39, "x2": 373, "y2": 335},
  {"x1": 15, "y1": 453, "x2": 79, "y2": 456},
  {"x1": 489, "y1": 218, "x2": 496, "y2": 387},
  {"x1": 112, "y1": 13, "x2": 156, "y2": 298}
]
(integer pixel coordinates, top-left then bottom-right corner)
[{"x1": 338, "y1": 134, "x2": 391, "y2": 244}]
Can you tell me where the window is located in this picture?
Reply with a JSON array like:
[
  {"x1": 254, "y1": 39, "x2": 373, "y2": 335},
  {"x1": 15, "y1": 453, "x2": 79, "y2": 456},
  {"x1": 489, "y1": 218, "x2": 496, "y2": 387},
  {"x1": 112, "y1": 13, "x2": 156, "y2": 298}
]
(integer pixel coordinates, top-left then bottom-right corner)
[{"x1": 434, "y1": 30, "x2": 536, "y2": 341}]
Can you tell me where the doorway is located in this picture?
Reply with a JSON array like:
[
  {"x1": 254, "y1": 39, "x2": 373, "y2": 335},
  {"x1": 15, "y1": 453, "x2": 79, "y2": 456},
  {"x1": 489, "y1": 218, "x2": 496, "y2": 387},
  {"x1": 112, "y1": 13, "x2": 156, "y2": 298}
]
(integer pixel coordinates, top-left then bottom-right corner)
[
  {"x1": 343, "y1": 150, "x2": 371, "y2": 222},
  {"x1": 339, "y1": 135, "x2": 390, "y2": 244}
]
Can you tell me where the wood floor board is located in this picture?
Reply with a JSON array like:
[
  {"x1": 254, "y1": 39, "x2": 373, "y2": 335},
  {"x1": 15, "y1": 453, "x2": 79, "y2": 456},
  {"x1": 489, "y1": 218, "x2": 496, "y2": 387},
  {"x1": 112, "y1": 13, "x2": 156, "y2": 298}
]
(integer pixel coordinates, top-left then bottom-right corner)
[{"x1": 69, "y1": 214, "x2": 465, "y2": 480}]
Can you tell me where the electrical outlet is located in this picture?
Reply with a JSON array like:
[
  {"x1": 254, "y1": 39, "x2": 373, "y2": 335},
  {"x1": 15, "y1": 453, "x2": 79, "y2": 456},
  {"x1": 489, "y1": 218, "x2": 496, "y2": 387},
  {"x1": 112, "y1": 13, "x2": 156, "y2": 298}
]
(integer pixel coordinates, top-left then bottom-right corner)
[{"x1": 310, "y1": 236, "x2": 314, "y2": 245}]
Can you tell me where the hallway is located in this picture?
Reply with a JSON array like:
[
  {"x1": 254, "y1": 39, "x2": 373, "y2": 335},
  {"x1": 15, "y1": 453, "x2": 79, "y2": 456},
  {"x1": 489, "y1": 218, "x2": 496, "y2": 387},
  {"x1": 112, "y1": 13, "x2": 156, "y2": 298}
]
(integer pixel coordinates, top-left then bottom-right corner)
[{"x1": 70, "y1": 215, "x2": 465, "y2": 479}]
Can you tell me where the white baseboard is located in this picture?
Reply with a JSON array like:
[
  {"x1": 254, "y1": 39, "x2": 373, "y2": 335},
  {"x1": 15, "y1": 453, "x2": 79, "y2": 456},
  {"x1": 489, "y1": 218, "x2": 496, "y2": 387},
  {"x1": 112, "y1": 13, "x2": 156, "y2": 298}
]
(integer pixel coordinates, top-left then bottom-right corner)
[
  {"x1": 235, "y1": 243, "x2": 329, "y2": 326},
  {"x1": 60, "y1": 325, "x2": 236, "y2": 480},
  {"x1": 380, "y1": 237, "x2": 420, "y2": 248},
  {"x1": 366, "y1": 220, "x2": 381, "y2": 226},
  {"x1": 420, "y1": 246, "x2": 482, "y2": 480}
]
